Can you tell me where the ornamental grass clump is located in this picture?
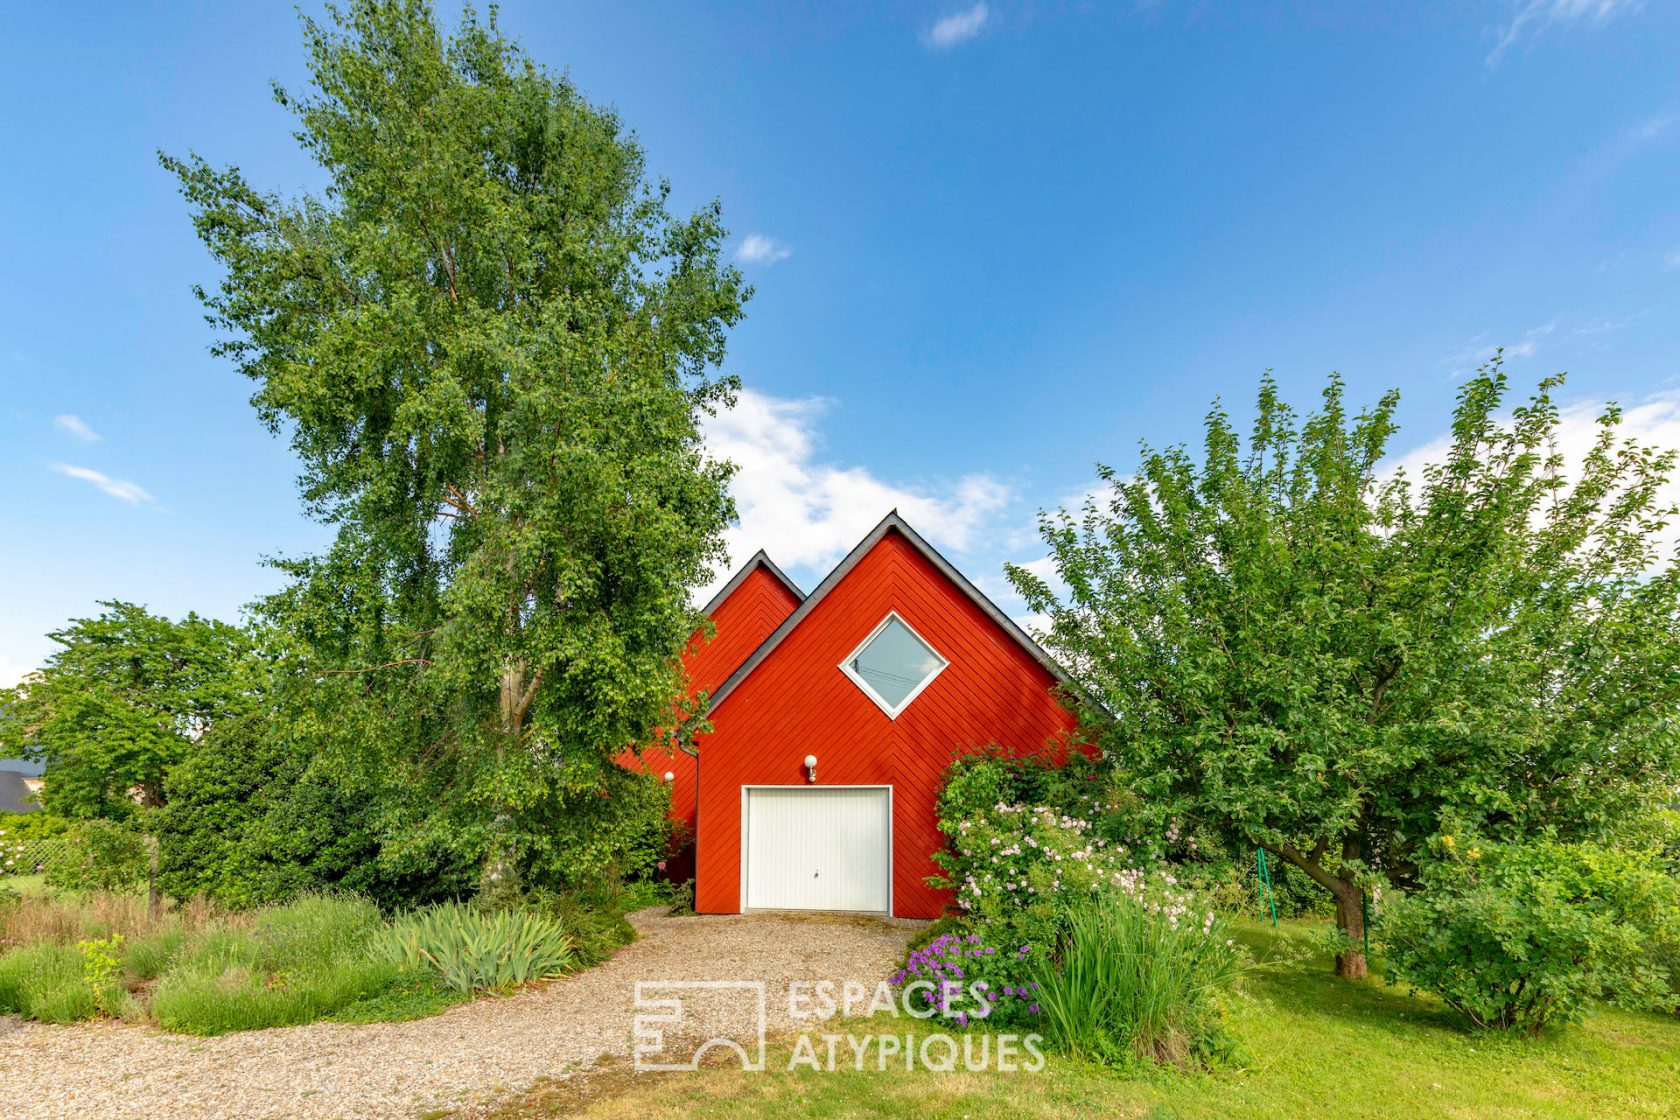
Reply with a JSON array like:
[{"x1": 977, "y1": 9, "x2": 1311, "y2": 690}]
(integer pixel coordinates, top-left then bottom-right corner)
[
  {"x1": 382, "y1": 902, "x2": 575, "y2": 993},
  {"x1": 1032, "y1": 880, "x2": 1244, "y2": 1069}
]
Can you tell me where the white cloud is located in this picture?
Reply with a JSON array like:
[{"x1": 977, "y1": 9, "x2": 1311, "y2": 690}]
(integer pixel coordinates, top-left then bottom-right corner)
[
  {"x1": 52, "y1": 414, "x2": 101, "y2": 443},
  {"x1": 1488, "y1": 0, "x2": 1644, "y2": 67},
  {"x1": 1442, "y1": 323, "x2": 1554, "y2": 378},
  {"x1": 699, "y1": 389, "x2": 1012, "y2": 599},
  {"x1": 1632, "y1": 112, "x2": 1676, "y2": 143},
  {"x1": 926, "y1": 2, "x2": 989, "y2": 49},
  {"x1": 1384, "y1": 389, "x2": 1680, "y2": 565},
  {"x1": 51, "y1": 463, "x2": 153, "y2": 505},
  {"x1": 735, "y1": 234, "x2": 793, "y2": 266},
  {"x1": 0, "y1": 654, "x2": 34, "y2": 690}
]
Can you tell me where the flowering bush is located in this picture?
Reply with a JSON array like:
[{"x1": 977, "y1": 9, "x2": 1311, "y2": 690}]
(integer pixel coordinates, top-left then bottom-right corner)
[
  {"x1": 930, "y1": 800, "x2": 1138, "y2": 953},
  {"x1": 44, "y1": 820, "x2": 148, "y2": 892},
  {"x1": 889, "y1": 929, "x2": 1043, "y2": 1028}
]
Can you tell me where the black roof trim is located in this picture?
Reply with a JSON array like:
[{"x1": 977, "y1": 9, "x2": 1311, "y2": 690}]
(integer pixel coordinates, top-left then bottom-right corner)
[
  {"x1": 699, "y1": 549, "x2": 804, "y2": 619},
  {"x1": 701, "y1": 510, "x2": 1081, "y2": 717}
]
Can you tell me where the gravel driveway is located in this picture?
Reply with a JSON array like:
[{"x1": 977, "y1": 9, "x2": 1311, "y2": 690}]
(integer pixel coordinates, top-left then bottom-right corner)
[{"x1": 1, "y1": 907, "x2": 919, "y2": 1120}]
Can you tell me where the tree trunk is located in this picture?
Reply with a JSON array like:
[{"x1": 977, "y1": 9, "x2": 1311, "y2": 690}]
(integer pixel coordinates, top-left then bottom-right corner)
[
  {"x1": 1331, "y1": 882, "x2": 1367, "y2": 980},
  {"x1": 1272, "y1": 838, "x2": 1368, "y2": 980},
  {"x1": 480, "y1": 659, "x2": 527, "y2": 904},
  {"x1": 146, "y1": 835, "x2": 161, "y2": 921}
]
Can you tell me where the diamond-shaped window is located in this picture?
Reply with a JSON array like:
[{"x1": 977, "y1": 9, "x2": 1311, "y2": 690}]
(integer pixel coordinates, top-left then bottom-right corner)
[{"x1": 840, "y1": 613, "x2": 949, "y2": 718}]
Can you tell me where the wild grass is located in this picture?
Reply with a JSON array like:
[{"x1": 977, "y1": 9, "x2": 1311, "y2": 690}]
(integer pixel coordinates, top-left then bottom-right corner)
[
  {"x1": 0, "y1": 886, "x2": 224, "y2": 949},
  {"x1": 0, "y1": 943, "x2": 97, "y2": 1023},
  {"x1": 487, "y1": 919, "x2": 1680, "y2": 1120},
  {"x1": 0, "y1": 887, "x2": 626, "y2": 1035}
]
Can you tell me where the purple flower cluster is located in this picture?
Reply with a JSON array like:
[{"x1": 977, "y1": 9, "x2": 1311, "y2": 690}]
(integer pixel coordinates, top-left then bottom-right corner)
[{"x1": 889, "y1": 932, "x2": 1042, "y2": 1023}]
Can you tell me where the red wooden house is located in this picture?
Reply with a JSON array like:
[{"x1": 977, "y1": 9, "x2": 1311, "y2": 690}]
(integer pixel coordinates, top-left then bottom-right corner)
[{"x1": 644, "y1": 511, "x2": 1078, "y2": 920}]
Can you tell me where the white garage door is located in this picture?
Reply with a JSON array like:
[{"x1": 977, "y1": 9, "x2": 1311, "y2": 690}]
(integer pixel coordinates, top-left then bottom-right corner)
[{"x1": 743, "y1": 787, "x2": 891, "y2": 914}]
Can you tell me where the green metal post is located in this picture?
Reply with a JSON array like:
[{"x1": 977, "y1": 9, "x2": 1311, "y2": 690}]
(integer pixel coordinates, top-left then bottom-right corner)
[{"x1": 1257, "y1": 848, "x2": 1278, "y2": 927}]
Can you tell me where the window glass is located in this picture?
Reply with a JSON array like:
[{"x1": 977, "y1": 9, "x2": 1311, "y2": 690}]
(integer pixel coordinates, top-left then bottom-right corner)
[{"x1": 848, "y1": 616, "x2": 944, "y2": 711}]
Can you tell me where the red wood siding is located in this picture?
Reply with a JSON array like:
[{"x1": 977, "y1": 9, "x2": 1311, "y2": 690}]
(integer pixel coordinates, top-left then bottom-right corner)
[
  {"x1": 695, "y1": 530, "x2": 1077, "y2": 918},
  {"x1": 685, "y1": 566, "x2": 804, "y2": 699},
  {"x1": 621, "y1": 564, "x2": 803, "y2": 879}
]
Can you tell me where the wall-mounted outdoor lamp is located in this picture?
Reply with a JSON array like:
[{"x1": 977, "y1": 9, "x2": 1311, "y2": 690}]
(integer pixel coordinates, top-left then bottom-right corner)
[
  {"x1": 663, "y1": 771, "x2": 675, "y2": 783},
  {"x1": 803, "y1": 754, "x2": 818, "y2": 783}
]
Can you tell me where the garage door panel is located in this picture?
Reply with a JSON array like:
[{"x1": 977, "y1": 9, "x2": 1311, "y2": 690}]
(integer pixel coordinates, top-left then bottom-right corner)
[{"x1": 744, "y1": 787, "x2": 890, "y2": 913}]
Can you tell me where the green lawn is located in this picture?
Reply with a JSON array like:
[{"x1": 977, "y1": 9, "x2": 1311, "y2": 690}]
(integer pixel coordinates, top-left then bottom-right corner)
[
  {"x1": 491, "y1": 919, "x2": 1680, "y2": 1120},
  {"x1": 2, "y1": 873, "x2": 52, "y2": 898}
]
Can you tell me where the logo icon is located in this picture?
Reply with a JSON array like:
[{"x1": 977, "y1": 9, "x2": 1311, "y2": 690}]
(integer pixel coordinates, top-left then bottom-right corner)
[{"x1": 632, "y1": 980, "x2": 768, "y2": 1072}]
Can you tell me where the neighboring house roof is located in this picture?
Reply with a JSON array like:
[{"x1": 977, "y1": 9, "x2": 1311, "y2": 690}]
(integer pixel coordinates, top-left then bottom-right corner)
[
  {"x1": 0, "y1": 770, "x2": 41, "y2": 814},
  {"x1": 699, "y1": 549, "x2": 804, "y2": 617},
  {"x1": 701, "y1": 510, "x2": 1080, "y2": 717},
  {"x1": 683, "y1": 551, "x2": 806, "y2": 707}
]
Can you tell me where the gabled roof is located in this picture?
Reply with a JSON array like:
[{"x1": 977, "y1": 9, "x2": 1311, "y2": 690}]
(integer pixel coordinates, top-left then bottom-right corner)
[
  {"x1": 701, "y1": 510, "x2": 1079, "y2": 716},
  {"x1": 699, "y1": 549, "x2": 804, "y2": 619},
  {"x1": 0, "y1": 770, "x2": 41, "y2": 815}
]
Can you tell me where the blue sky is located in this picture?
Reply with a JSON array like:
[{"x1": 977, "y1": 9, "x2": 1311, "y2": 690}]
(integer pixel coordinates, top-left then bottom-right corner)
[{"x1": 3, "y1": 0, "x2": 1679, "y2": 682}]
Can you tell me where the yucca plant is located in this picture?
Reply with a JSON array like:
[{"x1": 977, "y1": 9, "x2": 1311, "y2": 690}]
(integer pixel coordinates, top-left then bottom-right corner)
[{"x1": 382, "y1": 903, "x2": 574, "y2": 993}]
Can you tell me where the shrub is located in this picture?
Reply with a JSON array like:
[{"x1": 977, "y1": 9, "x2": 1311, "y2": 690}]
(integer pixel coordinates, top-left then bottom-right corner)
[
  {"x1": 931, "y1": 800, "x2": 1139, "y2": 954},
  {"x1": 154, "y1": 714, "x2": 476, "y2": 909},
  {"x1": 0, "y1": 943, "x2": 95, "y2": 1022},
  {"x1": 1032, "y1": 884, "x2": 1243, "y2": 1069},
  {"x1": 1383, "y1": 838, "x2": 1680, "y2": 1034},
  {"x1": 937, "y1": 745, "x2": 1120, "y2": 838},
  {"x1": 78, "y1": 933, "x2": 125, "y2": 1015},
  {"x1": 45, "y1": 820, "x2": 149, "y2": 892},
  {"x1": 382, "y1": 902, "x2": 574, "y2": 993},
  {"x1": 890, "y1": 929, "x2": 1044, "y2": 1028},
  {"x1": 0, "y1": 813, "x2": 72, "y2": 840}
]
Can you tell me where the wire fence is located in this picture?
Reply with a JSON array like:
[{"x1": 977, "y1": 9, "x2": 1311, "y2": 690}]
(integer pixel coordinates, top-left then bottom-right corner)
[{"x1": 0, "y1": 836, "x2": 75, "y2": 878}]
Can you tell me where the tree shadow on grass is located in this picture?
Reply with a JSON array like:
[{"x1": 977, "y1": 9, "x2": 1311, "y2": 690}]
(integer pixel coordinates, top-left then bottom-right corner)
[{"x1": 1233, "y1": 920, "x2": 1470, "y2": 1039}]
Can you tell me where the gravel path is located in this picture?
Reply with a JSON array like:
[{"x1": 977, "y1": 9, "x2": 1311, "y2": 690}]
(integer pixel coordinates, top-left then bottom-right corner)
[{"x1": 1, "y1": 907, "x2": 918, "y2": 1120}]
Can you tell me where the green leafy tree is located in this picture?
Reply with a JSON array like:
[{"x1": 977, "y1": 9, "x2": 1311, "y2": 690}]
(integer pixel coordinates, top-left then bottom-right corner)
[
  {"x1": 154, "y1": 712, "x2": 475, "y2": 908},
  {"x1": 0, "y1": 602, "x2": 255, "y2": 817},
  {"x1": 163, "y1": 0, "x2": 745, "y2": 895},
  {"x1": 1010, "y1": 364, "x2": 1680, "y2": 978}
]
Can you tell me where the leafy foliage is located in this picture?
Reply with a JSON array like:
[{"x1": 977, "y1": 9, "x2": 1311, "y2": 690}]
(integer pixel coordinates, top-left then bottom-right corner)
[
  {"x1": 381, "y1": 901, "x2": 575, "y2": 992},
  {"x1": 0, "y1": 601, "x2": 255, "y2": 817},
  {"x1": 1010, "y1": 366, "x2": 1680, "y2": 977},
  {"x1": 45, "y1": 819, "x2": 149, "y2": 893},
  {"x1": 154, "y1": 713, "x2": 474, "y2": 909},
  {"x1": 1383, "y1": 838, "x2": 1680, "y2": 1034},
  {"x1": 77, "y1": 933, "x2": 125, "y2": 1016},
  {"x1": 163, "y1": 0, "x2": 746, "y2": 893}
]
